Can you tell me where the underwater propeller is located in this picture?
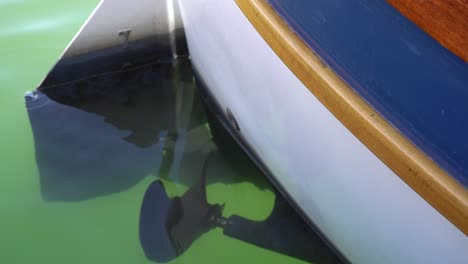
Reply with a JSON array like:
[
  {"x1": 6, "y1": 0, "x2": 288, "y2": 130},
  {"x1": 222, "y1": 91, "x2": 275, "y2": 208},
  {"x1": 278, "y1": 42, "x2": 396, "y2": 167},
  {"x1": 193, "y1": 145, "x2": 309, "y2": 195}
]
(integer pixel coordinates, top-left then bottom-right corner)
[{"x1": 139, "y1": 155, "x2": 343, "y2": 263}]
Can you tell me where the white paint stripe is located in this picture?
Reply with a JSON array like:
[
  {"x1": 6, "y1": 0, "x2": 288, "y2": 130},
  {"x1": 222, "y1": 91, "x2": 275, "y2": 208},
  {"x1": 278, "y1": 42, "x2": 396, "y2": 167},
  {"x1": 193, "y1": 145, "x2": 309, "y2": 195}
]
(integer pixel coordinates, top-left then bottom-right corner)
[{"x1": 167, "y1": 0, "x2": 178, "y2": 58}]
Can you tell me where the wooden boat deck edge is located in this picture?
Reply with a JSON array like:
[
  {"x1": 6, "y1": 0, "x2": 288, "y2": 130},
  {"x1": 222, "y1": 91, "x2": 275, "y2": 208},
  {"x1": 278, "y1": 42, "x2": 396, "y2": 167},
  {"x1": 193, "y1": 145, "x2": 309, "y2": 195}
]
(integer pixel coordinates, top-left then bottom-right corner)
[{"x1": 235, "y1": 0, "x2": 468, "y2": 235}]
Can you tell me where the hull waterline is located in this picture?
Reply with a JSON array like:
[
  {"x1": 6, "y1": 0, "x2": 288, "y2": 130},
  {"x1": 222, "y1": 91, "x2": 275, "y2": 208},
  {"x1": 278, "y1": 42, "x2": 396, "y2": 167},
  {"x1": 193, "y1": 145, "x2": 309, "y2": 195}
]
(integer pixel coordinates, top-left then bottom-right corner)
[{"x1": 177, "y1": 0, "x2": 468, "y2": 263}]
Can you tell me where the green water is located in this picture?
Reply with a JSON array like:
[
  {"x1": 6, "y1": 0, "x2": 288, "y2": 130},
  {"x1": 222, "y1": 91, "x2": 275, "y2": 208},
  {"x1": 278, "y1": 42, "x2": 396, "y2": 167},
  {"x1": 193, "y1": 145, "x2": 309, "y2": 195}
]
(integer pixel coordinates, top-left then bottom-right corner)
[{"x1": 0, "y1": 1, "x2": 311, "y2": 263}]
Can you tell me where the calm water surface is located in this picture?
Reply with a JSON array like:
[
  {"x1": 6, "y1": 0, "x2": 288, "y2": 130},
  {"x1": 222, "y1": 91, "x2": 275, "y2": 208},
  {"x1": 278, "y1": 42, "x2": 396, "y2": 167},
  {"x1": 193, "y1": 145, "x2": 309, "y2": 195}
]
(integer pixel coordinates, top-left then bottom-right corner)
[
  {"x1": 0, "y1": 1, "x2": 339, "y2": 262},
  {"x1": 1, "y1": 48, "x2": 338, "y2": 263}
]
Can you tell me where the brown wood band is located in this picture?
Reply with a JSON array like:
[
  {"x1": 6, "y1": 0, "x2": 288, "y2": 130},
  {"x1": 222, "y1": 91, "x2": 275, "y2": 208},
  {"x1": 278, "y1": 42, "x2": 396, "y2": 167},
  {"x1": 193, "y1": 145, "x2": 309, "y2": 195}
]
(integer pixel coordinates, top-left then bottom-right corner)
[
  {"x1": 387, "y1": 0, "x2": 468, "y2": 62},
  {"x1": 235, "y1": 0, "x2": 468, "y2": 234}
]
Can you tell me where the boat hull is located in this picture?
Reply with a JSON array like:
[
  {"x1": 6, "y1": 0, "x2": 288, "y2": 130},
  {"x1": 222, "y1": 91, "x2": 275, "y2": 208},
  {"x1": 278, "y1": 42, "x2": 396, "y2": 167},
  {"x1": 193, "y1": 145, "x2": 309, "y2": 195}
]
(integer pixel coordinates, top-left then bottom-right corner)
[
  {"x1": 61, "y1": 0, "x2": 187, "y2": 59},
  {"x1": 177, "y1": 0, "x2": 468, "y2": 263}
]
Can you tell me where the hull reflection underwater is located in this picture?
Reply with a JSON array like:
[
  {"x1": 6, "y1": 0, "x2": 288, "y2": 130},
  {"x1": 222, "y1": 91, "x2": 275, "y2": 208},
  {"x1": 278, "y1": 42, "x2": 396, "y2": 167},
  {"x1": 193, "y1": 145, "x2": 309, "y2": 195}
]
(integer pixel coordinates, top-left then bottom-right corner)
[{"x1": 26, "y1": 41, "x2": 342, "y2": 263}]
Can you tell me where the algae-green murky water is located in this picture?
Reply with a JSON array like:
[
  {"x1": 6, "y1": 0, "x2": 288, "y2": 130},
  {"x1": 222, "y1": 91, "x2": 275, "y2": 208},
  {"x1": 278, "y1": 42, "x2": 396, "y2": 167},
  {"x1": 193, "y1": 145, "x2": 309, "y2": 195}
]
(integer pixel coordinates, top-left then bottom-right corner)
[{"x1": 0, "y1": 1, "x2": 335, "y2": 263}]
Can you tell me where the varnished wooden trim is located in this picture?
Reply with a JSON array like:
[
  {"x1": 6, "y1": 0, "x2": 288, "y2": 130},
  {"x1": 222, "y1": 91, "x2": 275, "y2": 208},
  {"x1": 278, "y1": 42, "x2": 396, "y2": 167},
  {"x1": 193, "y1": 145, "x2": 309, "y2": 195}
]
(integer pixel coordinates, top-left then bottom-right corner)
[
  {"x1": 235, "y1": 0, "x2": 468, "y2": 234},
  {"x1": 387, "y1": 0, "x2": 468, "y2": 62}
]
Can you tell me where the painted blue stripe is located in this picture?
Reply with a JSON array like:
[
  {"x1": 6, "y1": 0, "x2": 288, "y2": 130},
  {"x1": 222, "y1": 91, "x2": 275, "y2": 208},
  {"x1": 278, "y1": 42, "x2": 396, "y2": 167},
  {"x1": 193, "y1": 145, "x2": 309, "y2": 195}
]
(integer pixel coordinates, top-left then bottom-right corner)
[{"x1": 268, "y1": 0, "x2": 468, "y2": 187}]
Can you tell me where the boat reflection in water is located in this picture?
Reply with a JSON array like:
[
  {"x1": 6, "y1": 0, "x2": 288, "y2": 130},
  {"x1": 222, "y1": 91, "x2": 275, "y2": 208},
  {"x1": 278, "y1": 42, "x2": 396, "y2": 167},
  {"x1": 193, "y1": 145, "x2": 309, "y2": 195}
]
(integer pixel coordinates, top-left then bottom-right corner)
[{"x1": 26, "y1": 44, "x2": 342, "y2": 263}]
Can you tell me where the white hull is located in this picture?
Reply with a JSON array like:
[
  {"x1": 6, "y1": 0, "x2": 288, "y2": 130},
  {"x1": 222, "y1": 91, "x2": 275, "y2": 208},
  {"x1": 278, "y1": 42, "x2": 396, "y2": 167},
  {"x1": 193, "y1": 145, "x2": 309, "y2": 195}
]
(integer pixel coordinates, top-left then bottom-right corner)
[
  {"x1": 177, "y1": 0, "x2": 468, "y2": 263},
  {"x1": 61, "y1": 0, "x2": 186, "y2": 59},
  {"x1": 55, "y1": 0, "x2": 467, "y2": 263}
]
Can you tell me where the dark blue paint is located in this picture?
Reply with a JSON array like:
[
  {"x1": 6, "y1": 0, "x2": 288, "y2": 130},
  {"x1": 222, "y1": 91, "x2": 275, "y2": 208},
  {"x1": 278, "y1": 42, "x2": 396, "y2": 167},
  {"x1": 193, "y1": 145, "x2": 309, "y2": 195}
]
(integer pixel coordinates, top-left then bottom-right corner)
[{"x1": 268, "y1": 0, "x2": 468, "y2": 187}]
